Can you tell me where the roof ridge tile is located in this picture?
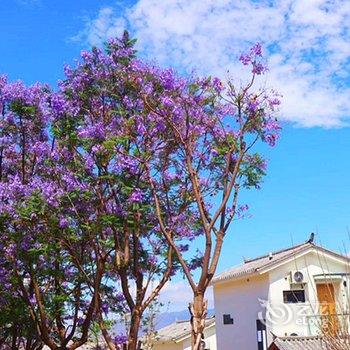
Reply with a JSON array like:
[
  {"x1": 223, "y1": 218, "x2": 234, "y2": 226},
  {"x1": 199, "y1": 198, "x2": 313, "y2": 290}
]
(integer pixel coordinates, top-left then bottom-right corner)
[{"x1": 244, "y1": 242, "x2": 310, "y2": 264}]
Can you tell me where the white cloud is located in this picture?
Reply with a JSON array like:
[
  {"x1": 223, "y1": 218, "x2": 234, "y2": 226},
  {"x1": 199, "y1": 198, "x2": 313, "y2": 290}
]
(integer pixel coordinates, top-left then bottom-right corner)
[
  {"x1": 73, "y1": 7, "x2": 126, "y2": 46},
  {"x1": 116, "y1": 279, "x2": 213, "y2": 312},
  {"x1": 77, "y1": 0, "x2": 350, "y2": 127},
  {"x1": 158, "y1": 280, "x2": 214, "y2": 311}
]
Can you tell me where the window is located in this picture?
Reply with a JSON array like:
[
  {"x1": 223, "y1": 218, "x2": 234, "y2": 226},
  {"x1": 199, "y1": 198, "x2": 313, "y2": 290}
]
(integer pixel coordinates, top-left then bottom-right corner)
[
  {"x1": 283, "y1": 290, "x2": 305, "y2": 303},
  {"x1": 256, "y1": 320, "x2": 267, "y2": 350},
  {"x1": 223, "y1": 314, "x2": 234, "y2": 325}
]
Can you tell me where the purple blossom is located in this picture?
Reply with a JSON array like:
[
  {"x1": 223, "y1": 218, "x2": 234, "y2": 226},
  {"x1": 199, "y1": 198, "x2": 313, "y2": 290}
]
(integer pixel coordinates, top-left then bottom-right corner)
[
  {"x1": 84, "y1": 155, "x2": 95, "y2": 171},
  {"x1": 77, "y1": 317, "x2": 84, "y2": 327},
  {"x1": 199, "y1": 178, "x2": 209, "y2": 188},
  {"x1": 114, "y1": 292, "x2": 125, "y2": 303},
  {"x1": 247, "y1": 99, "x2": 260, "y2": 113},
  {"x1": 252, "y1": 62, "x2": 268, "y2": 75},
  {"x1": 136, "y1": 118, "x2": 146, "y2": 135},
  {"x1": 0, "y1": 136, "x2": 11, "y2": 147},
  {"x1": 264, "y1": 133, "x2": 279, "y2": 147},
  {"x1": 161, "y1": 96, "x2": 174, "y2": 108},
  {"x1": 78, "y1": 123, "x2": 106, "y2": 139},
  {"x1": 28, "y1": 295, "x2": 36, "y2": 305},
  {"x1": 59, "y1": 217, "x2": 69, "y2": 229},
  {"x1": 101, "y1": 302, "x2": 109, "y2": 314},
  {"x1": 251, "y1": 42, "x2": 262, "y2": 56},
  {"x1": 81, "y1": 50, "x2": 93, "y2": 61},
  {"x1": 128, "y1": 188, "x2": 143, "y2": 203},
  {"x1": 239, "y1": 43, "x2": 268, "y2": 75},
  {"x1": 148, "y1": 255, "x2": 158, "y2": 265},
  {"x1": 123, "y1": 96, "x2": 133, "y2": 109},
  {"x1": 237, "y1": 204, "x2": 252, "y2": 219},
  {"x1": 116, "y1": 155, "x2": 139, "y2": 175},
  {"x1": 239, "y1": 54, "x2": 251, "y2": 66},
  {"x1": 212, "y1": 77, "x2": 224, "y2": 93},
  {"x1": 115, "y1": 334, "x2": 127, "y2": 346},
  {"x1": 264, "y1": 119, "x2": 280, "y2": 132}
]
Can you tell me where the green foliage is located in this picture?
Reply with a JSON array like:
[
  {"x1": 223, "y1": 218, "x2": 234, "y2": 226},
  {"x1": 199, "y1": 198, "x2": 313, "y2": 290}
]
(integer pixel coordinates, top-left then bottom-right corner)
[{"x1": 239, "y1": 153, "x2": 266, "y2": 188}]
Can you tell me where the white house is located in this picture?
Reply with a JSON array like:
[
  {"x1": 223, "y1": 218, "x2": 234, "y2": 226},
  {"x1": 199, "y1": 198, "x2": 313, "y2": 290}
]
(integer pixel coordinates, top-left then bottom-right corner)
[
  {"x1": 151, "y1": 317, "x2": 216, "y2": 350},
  {"x1": 212, "y1": 238, "x2": 350, "y2": 350}
]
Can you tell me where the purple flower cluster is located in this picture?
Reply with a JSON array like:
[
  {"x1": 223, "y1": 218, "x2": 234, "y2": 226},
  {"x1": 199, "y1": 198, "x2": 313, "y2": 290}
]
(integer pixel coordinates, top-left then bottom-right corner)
[
  {"x1": 0, "y1": 35, "x2": 281, "y2": 349},
  {"x1": 239, "y1": 42, "x2": 268, "y2": 75},
  {"x1": 115, "y1": 334, "x2": 128, "y2": 347},
  {"x1": 128, "y1": 188, "x2": 143, "y2": 203}
]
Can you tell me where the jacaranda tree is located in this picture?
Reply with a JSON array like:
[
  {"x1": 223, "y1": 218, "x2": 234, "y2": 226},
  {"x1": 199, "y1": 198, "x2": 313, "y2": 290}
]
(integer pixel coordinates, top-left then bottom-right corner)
[
  {"x1": 0, "y1": 32, "x2": 280, "y2": 350},
  {"x1": 0, "y1": 77, "x2": 121, "y2": 349},
  {"x1": 0, "y1": 257, "x2": 43, "y2": 349},
  {"x1": 52, "y1": 33, "x2": 194, "y2": 350},
  {"x1": 53, "y1": 33, "x2": 280, "y2": 349},
  {"x1": 138, "y1": 44, "x2": 281, "y2": 349}
]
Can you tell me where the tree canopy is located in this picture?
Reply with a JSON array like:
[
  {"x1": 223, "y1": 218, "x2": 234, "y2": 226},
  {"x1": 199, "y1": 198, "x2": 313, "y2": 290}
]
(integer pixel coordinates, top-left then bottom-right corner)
[{"x1": 0, "y1": 33, "x2": 280, "y2": 350}]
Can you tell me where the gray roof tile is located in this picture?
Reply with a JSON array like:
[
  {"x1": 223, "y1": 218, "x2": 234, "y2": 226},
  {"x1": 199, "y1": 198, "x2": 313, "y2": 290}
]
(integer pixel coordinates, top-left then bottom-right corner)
[
  {"x1": 212, "y1": 241, "x2": 350, "y2": 285},
  {"x1": 270, "y1": 336, "x2": 350, "y2": 350},
  {"x1": 212, "y1": 242, "x2": 312, "y2": 284},
  {"x1": 154, "y1": 317, "x2": 215, "y2": 343}
]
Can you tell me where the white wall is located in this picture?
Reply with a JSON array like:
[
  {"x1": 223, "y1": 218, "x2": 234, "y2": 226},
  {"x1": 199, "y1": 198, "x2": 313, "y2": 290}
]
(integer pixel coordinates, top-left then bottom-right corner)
[
  {"x1": 153, "y1": 325, "x2": 217, "y2": 350},
  {"x1": 153, "y1": 342, "x2": 182, "y2": 350},
  {"x1": 213, "y1": 250, "x2": 350, "y2": 350},
  {"x1": 267, "y1": 251, "x2": 349, "y2": 339},
  {"x1": 182, "y1": 325, "x2": 217, "y2": 350},
  {"x1": 213, "y1": 274, "x2": 269, "y2": 350}
]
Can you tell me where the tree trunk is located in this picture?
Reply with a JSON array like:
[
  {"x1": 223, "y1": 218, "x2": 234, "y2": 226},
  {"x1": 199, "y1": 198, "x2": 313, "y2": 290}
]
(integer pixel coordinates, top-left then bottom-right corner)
[
  {"x1": 128, "y1": 309, "x2": 142, "y2": 350},
  {"x1": 11, "y1": 324, "x2": 18, "y2": 350},
  {"x1": 189, "y1": 294, "x2": 208, "y2": 350},
  {"x1": 97, "y1": 308, "x2": 117, "y2": 350}
]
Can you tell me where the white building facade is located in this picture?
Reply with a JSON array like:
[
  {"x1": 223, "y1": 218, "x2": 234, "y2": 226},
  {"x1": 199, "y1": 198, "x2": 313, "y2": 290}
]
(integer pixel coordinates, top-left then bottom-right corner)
[
  {"x1": 212, "y1": 241, "x2": 350, "y2": 350},
  {"x1": 152, "y1": 317, "x2": 216, "y2": 350}
]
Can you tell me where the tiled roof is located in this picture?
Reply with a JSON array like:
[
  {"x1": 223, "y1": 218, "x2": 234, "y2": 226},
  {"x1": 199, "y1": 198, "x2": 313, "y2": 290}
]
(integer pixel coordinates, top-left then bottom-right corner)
[
  {"x1": 212, "y1": 242, "x2": 313, "y2": 284},
  {"x1": 212, "y1": 241, "x2": 350, "y2": 285},
  {"x1": 270, "y1": 336, "x2": 350, "y2": 350},
  {"x1": 270, "y1": 336, "x2": 324, "y2": 350},
  {"x1": 154, "y1": 317, "x2": 215, "y2": 343}
]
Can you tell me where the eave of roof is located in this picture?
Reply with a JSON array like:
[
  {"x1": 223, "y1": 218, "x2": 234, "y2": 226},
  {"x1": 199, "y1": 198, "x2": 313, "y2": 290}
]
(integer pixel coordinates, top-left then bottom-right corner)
[
  {"x1": 270, "y1": 335, "x2": 350, "y2": 350},
  {"x1": 211, "y1": 242, "x2": 350, "y2": 286},
  {"x1": 153, "y1": 317, "x2": 215, "y2": 344},
  {"x1": 174, "y1": 321, "x2": 215, "y2": 343}
]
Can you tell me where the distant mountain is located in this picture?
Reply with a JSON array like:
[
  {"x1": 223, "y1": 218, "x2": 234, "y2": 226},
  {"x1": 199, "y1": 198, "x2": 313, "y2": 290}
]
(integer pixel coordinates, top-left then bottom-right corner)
[
  {"x1": 155, "y1": 308, "x2": 215, "y2": 329},
  {"x1": 113, "y1": 309, "x2": 215, "y2": 333}
]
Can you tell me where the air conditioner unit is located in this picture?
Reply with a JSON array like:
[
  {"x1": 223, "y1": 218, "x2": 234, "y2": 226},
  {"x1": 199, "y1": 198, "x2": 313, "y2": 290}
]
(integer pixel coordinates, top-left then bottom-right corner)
[{"x1": 289, "y1": 270, "x2": 308, "y2": 284}]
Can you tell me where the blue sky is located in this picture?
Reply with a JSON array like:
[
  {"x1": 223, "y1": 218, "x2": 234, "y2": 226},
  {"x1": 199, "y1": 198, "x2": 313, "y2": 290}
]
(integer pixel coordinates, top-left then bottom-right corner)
[
  {"x1": 0, "y1": 0, "x2": 103, "y2": 85},
  {"x1": 1, "y1": 0, "x2": 350, "y2": 310}
]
